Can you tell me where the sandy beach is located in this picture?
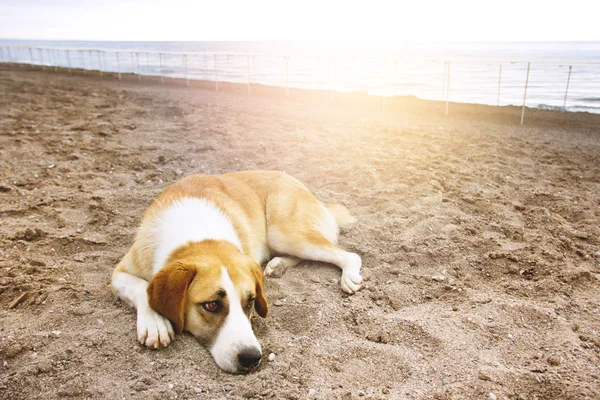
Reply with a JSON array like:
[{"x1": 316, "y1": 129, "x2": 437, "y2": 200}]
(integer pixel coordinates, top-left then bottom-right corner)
[{"x1": 0, "y1": 65, "x2": 599, "y2": 399}]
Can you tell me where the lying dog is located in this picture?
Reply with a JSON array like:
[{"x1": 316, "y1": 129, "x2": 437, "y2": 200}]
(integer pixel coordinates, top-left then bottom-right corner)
[{"x1": 111, "y1": 171, "x2": 362, "y2": 373}]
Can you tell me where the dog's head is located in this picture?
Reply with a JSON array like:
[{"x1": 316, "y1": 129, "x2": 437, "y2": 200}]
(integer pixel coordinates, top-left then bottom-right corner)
[{"x1": 146, "y1": 240, "x2": 268, "y2": 374}]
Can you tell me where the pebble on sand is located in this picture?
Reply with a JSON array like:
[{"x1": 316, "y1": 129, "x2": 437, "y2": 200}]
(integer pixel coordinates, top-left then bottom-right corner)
[
  {"x1": 547, "y1": 355, "x2": 561, "y2": 366},
  {"x1": 268, "y1": 353, "x2": 276, "y2": 361},
  {"x1": 478, "y1": 371, "x2": 491, "y2": 381},
  {"x1": 489, "y1": 393, "x2": 497, "y2": 400}
]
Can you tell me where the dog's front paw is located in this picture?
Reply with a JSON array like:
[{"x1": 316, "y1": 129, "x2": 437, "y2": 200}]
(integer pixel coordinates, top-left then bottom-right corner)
[
  {"x1": 341, "y1": 253, "x2": 363, "y2": 294},
  {"x1": 137, "y1": 307, "x2": 175, "y2": 349}
]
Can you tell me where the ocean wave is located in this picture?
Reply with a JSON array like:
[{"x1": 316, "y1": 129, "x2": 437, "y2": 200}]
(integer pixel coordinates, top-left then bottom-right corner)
[
  {"x1": 579, "y1": 97, "x2": 600, "y2": 103},
  {"x1": 536, "y1": 104, "x2": 566, "y2": 111},
  {"x1": 536, "y1": 103, "x2": 600, "y2": 113}
]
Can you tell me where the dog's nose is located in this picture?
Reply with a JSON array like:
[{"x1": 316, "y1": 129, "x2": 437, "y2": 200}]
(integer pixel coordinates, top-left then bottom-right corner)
[{"x1": 237, "y1": 347, "x2": 262, "y2": 370}]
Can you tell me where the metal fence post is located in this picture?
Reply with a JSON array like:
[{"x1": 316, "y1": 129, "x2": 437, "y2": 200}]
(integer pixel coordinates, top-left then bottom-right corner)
[
  {"x1": 384, "y1": 57, "x2": 390, "y2": 108},
  {"x1": 78, "y1": 51, "x2": 84, "y2": 73},
  {"x1": 442, "y1": 61, "x2": 447, "y2": 100},
  {"x1": 28, "y1": 47, "x2": 33, "y2": 68},
  {"x1": 247, "y1": 54, "x2": 251, "y2": 94},
  {"x1": 159, "y1": 53, "x2": 164, "y2": 83},
  {"x1": 329, "y1": 56, "x2": 334, "y2": 101},
  {"x1": 445, "y1": 60, "x2": 451, "y2": 116},
  {"x1": 497, "y1": 64, "x2": 502, "y2": 106},
  {"x1": 98, "y1": 50, "x2": 103, "y2": 78},
  {"x1": 520, "y1": 62, "x2": 531, "y2": 125},
  {"x1": 50, "y1": 49, "x2": 56, "y2": 72},
  {"x1": 7, "y1": 47, "x2": 12, "y2": 63},
  {"x1": 116, "y1": 52, "x2": 121, "y2": 80},
  {"x1": 563, "y1": 65, "x2": 572, "y2": 111},
  {"x1": 184, "y1": 54, "x2": 189, "y2": 87},
  {"x1": 285, "y1": 56, "x2": 290, "y2": 96},
  {"x1": 66, "y1": 50, "x2": 71, "y2": 73},
  {"x1": 136, "y1": 52, "x2": 141, "y2": 82},
  {"x1": 103, "y1": 51, "x2": 108, "y2": 77},
  {"x1": 39, "y1": 48, "x2": 45, "y2": 70},
  {"x1": 145, "y1": 52, "x2": 149, "y2": 75},
  {"x1": 214, "y1": 54, "x2": 219, "y2": 91}
]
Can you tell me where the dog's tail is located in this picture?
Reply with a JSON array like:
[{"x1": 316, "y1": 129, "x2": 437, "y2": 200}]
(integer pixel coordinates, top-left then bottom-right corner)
[{"x1": 326, "y1": 204, "x2": 357, "y2": 227}]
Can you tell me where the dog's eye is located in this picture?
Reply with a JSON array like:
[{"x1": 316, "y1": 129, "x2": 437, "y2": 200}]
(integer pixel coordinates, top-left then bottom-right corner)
[
  {"x1": 246, "y1": 298, "x2": 255, "y2": 310},
  {"x1": 202, "y1": 301, "x2": 221, "y2": 313}
]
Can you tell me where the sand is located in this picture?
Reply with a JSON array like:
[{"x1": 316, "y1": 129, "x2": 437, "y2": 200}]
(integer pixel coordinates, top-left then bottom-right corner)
[{"x1": 0, "y1": 66, "x2": 599, "y2": 400}]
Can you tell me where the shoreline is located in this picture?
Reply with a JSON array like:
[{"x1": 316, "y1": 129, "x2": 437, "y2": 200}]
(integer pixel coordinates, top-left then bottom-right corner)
[{"x1": 3, "y1": 62, "x2": 600, "y2": 130}]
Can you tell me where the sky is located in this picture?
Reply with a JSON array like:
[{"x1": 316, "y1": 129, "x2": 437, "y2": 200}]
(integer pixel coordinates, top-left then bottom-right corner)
[{"x1": 0, "y1": 0, "x2": 599, "y2": 42}]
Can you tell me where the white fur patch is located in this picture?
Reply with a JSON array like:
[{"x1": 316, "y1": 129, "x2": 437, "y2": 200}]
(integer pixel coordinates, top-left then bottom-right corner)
[
  {"x1": 152, "y1": 197, "x2": 242, "y2": 274},
  {"x1": 210, "y1": 267, "x2": 261, "y2": 373}
]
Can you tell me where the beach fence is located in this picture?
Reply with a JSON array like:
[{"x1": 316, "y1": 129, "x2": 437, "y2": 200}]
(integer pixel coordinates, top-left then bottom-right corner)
[{"x1": 1, "y1": 45, "x2": 599, "y2": 123}]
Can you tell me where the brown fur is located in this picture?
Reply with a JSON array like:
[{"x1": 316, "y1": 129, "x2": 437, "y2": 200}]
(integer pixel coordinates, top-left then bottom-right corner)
[
  {"x1": 146, "y1": 240, "x2": 268, "y2": 341},
  {"x1": 147, "y1": 262, "x2": 197, "y2": 334}
]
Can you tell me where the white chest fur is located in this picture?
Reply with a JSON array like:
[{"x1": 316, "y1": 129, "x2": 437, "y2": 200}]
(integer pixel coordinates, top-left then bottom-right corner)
[{"x1": 152, "y1": 197, "x2": 243, "y2": 274}]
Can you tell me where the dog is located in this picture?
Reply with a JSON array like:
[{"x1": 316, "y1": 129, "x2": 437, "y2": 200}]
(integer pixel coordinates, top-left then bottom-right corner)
[{"x1": 111, "y1": 170, "x2": 362, "y2": 373}]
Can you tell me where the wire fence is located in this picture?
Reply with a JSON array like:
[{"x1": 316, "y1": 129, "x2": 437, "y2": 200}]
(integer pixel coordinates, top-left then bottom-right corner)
[{"x1": 1, "y1": 45, "x2": 599, "y2": 124}]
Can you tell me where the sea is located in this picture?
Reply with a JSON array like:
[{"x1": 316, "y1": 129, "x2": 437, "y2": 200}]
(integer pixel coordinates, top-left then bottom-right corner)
[{"x1": 1, "y1": 40, "x2": 600, "y2": 113}]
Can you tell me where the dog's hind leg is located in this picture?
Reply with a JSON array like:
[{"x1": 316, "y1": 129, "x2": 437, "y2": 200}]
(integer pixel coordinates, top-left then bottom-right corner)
[
  {"x1": 264, "y1": 180, "x2": 362, "y2": 293},
  {"x1": 267, "y1": 218, "x2": 362, "y2": 294}
]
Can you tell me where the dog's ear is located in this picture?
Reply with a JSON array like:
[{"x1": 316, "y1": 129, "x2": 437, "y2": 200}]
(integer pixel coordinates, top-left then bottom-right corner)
[
  {"x1": 147, "y1": 263, "x2": 197, "y2": 334},
  {"x1": 251, "y1": 263, "x2": 268, "y2": 318}
]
